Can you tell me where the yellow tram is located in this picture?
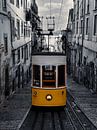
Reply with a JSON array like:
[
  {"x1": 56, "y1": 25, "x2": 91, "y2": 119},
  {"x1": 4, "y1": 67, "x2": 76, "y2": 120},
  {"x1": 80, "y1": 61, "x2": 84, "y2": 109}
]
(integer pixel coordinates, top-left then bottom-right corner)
[{"x1": 31, "y1": 52, "x2": 66, "y2": 107}]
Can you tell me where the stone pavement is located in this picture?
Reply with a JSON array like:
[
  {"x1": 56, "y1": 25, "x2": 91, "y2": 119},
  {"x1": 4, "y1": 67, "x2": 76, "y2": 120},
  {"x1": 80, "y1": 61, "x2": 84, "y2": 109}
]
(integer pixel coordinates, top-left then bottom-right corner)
[
  {"x1": 0, "y1": 84, "x2": 31, "y2": 130},
  {"x1": 67, "y1": 76, "x2": 97, "y2": 128}
]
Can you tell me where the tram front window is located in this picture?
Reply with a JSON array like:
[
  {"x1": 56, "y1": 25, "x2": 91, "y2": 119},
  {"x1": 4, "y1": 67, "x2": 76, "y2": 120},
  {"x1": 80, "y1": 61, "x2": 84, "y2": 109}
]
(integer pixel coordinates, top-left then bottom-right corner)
[
  {"x1": 33, "y1": 65, "x2": 40, "y2": 87},
  {"x1": 42, "y1": 65, "x2": 56, "y2": 87},
  {"x1": 58, "y1": 65, "x2": 65, "y2": 87}
]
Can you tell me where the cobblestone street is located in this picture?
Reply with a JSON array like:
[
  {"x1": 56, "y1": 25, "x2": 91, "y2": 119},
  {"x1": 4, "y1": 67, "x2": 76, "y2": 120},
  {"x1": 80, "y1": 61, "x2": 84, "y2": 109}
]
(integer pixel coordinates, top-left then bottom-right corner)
[
  {"x1": 0, "y1": 0, "x2": 97, "y2": 129},
  {"x1": 0, "y1": 84, "x2": 31, "y2": 130},
  {"x1": 67, "y1": 76, "x2": 97, "y2": 128}
]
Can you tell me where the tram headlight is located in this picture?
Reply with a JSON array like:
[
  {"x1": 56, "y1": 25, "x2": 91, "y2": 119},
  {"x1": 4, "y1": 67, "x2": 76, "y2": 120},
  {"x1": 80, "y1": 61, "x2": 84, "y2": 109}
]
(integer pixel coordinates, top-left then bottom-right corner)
[{"x1": 46, "y1": 94, "x2": 52, "y2": 101}]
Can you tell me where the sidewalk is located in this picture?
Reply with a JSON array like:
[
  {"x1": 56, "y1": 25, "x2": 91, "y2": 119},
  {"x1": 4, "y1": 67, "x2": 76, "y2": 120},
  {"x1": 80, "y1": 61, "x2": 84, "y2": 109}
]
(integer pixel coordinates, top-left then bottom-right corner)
[
  {"x1": 67, "y1": 76, "x2": 97, "y2": 128},
  {"x1": 0, "y1": 84, "x2": 31, "y2": 130}
]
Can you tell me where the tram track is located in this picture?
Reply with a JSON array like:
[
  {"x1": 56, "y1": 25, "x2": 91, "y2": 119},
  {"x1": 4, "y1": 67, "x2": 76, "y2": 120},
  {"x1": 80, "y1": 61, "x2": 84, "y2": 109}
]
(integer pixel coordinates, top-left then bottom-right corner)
[
  {"x1": 20, "y1": 108, "x2": 74, "y2": 130},
  {"x1": 66, "y1": 100, "x2": 86, "y2": 130},
  {"x1": 19, "y1": 92, "x2": 97, "y2": 130},
  {"x1": 66, "y1": 91, "x2": 97, "y2": 130}
]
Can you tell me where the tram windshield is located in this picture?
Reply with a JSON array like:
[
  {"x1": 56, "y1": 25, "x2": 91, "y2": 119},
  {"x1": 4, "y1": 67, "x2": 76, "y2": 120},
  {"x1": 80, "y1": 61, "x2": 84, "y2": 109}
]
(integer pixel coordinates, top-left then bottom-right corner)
[
  {"x1": 32, "y1": 65, "x2": 65, "y2": 88},
  {"x1": 42, "y1": 65, "x2": 56, "y2": 87}
]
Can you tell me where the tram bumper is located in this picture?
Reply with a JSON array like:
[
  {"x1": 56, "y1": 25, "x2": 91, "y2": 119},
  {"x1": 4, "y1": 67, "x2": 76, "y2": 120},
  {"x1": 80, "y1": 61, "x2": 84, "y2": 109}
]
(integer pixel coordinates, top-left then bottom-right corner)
[{"x1": 32, "y1": 87, "x2": 66, "y2": 107}]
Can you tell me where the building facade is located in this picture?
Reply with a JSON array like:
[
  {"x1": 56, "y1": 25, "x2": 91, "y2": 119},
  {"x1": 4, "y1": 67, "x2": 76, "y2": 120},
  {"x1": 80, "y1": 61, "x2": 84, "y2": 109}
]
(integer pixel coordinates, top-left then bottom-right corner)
[
  {"x1": 67, "y1": 0, "x2": 97, "y2": 92},
  {"x1": 0, "y1": 0, "x2": 39, "y2": 103},
  {"x1": 0, "y1": 0, "x2": 12, "y2": 102}
]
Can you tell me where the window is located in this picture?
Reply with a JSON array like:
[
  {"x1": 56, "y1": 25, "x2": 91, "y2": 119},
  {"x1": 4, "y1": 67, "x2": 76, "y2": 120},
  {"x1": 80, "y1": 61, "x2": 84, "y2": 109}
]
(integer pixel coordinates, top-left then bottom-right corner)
[
  {"x1": 4, "y1": 34, "x2": 8, "y2": 54},
  {"x1": 76, "y1": 21, "x2": 78, "y2": 34},
  {"x1": 26, "y1": 45, "x2": 28, "y2": 60},
  {"x1": 95, "y1": 0, "x2": 97, "y2": 9},
  {"x1": 16, "y1": 0, "x2": 19, "y2": 8},
  {"x1": 26, "y1": 28, "x2": 31, "y2": 37},
  {"x1": 58, "y1": 65, "x2": 65, "y2": 87},
  {"x1": 29, "y1": 44, "x2": 30, "y2": 56},
  {"x1": 77, "y1": 0, "x2": 79, "y2": 19},
  {"x1": 21, "y1": 0, "x2": 23, "y2": 6},
  {"x1": 42, "y1": 65, "x2": 56, "y2": 87},
  {"x1": 73, "y1": 22, "x2": 75, "y2": 34},
  {"x1": 24, "y1": 45, "x2": 28, "y2": 62},
  {"x1": 80, "y1": 20, "x2": 83, "y2": 34},
  {"x1": 17, "y1": 49, "x2": 20, "y2": 63},
  {"x1": 17, "y1": 19, "x2": 20, "y2": 39},
  {"x1": 28, "y1": 29, "x2": 30, "y2": 37},
  {"x1": 94, "y1": 15, "x2": 97, "y2": 35},
  {"x1": 84, "y1": 56, "x2": 87, "y2": 65},
  {"x1": 12, "y1": 51, "x2": 15, "y2": 65},
  {"x1": 10, "y1": 0, "x2": 14, "y2": 4},
  {"x1": 25, "y1": 25, "x2": 27, "y2": 37},
  {"x1": 24, "y1": 46, "x2": 26, "y2": 63},
  {"x1": 80, "y1": 0, "x2": 84, "y2": 16},
  {"x1": 11, "y1": 17, "x2": 15, "y2": 41},
  {"x1": 24, "y1": 23, "x2": 26, "y2": 37},
  {"x1": 86, "y1": 0, "x2": 89, "y2": 13},
  {"x1": 86, "y1": 18, "x2": 89, "y2": 35},
  {"x1": 21, "y1": 21, "x2": 23, "y2": 34},
  {"x1": 33, "y1": 65, "x2": 40, "y2": 87},
  {"x1": 21, "y1": 47, "x2": 23, "y2": 59},
  {"x1": 2, "y1": 0, "x2": 7, "y2": 11},
  {"x1": 24, "y1": 0, "x2": 26, "y2": 9}
]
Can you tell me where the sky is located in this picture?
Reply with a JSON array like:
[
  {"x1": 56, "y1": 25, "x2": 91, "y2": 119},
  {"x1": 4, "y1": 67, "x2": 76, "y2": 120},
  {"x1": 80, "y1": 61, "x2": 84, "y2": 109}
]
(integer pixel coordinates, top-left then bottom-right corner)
[{"x1": 36, "y1": 0, "x2": 73, "y2": 31}]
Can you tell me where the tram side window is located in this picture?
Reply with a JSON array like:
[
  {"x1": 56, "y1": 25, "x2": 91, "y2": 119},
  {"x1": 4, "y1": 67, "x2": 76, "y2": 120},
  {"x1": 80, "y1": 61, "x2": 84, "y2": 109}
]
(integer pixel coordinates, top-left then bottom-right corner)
[
  {"x1": 58, "y1": 65, "x2": 65, "y2": 87},
  {"x1": 33, "y1": 65, "x2": 40, "y2": 87},
  {"x1": 42, "y1": 65, "x2": 56, "y2": 87}
]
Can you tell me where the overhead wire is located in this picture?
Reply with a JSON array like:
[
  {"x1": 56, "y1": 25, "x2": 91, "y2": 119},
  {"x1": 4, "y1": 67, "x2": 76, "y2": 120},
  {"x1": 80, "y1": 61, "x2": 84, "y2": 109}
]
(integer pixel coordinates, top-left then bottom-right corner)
[
  {"x1": 50, "y1": 0, "x2": 51, "y2": 17},
  {"x1": 56, "y1": 0, "x2": 64, "y2": 31}
]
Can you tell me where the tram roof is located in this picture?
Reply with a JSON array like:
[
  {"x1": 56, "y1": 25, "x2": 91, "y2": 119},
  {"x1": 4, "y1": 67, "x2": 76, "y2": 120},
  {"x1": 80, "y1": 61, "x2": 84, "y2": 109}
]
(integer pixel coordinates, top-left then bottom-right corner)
[{"x1": 32, "y1": 52, "x2": 66, "y2": 56}]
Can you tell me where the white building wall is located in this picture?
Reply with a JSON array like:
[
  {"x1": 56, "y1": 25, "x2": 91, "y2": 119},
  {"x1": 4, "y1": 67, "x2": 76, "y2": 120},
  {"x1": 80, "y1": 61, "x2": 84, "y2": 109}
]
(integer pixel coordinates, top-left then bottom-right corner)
[
  {"x1": 83, "y1": 0, "x2": 97, "y2": 65},
  {"x1": 0, "y1": 0, "x2": 12, "y2": 101},
  {"x1": 72, "y1": 0, "x2": 97, "y2": 64},
  {"x1": 0, "y1": 0, "x2": 35, "y2": 103},
  {"x1": 68, "y1": 0, "x2": 97, "y2": 88},
  {"x1": 7, "y1": 0, "x2": 32, "y2": 88}
]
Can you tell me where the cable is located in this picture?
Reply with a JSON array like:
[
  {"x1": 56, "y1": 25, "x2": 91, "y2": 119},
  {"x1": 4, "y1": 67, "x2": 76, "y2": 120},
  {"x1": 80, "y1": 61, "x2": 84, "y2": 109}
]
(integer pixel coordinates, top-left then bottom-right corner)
[
  {"x1": 56, "y1": 0, "x2": 64, "y2": 31},
  {"x1": 50, "y1": 0, "x2": 51, "y2": 17}
]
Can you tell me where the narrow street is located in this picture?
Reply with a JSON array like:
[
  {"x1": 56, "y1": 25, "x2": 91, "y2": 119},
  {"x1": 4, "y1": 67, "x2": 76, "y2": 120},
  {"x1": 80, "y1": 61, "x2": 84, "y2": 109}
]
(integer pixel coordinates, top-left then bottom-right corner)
[
  {"x1": 0, "y1": 0, "x2": 97, "y2": 130},
  {"x1": 0, "y1": 77, "x2": 97, "y2": 129}
]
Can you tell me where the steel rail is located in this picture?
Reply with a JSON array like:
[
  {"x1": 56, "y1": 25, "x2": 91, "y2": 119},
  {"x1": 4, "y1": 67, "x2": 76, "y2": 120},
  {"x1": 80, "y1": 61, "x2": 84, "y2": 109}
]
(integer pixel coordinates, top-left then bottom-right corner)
[
  {"x1": 67, "y1": 100, "x2": 86, "y2": 130},
  {"x1": 65, "y1": 107, "x2": 77, "y2": 130}
]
